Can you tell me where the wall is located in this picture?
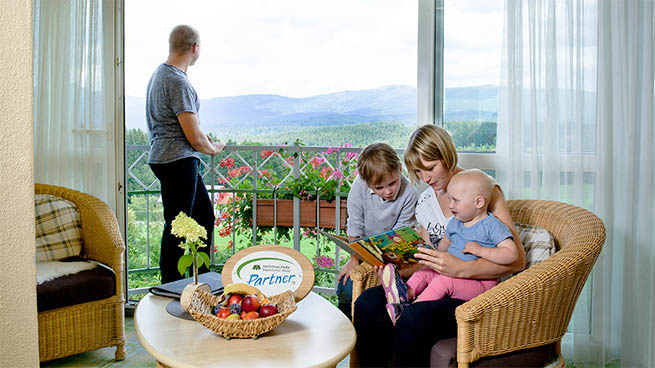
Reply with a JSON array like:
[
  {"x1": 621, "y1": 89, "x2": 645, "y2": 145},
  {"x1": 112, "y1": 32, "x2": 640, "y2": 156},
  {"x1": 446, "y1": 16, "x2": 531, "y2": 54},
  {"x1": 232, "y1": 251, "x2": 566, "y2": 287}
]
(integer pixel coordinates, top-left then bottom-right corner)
[{"x1": 0, "y1": 0, "x2": 39, "y2": 366}]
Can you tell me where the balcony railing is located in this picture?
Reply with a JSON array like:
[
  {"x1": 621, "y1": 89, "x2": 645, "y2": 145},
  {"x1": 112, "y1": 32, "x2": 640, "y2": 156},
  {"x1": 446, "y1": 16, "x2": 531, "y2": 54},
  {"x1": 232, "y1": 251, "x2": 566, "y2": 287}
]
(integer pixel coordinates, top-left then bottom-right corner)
[{"x1": 126, "y1": 143, "x2": 362, "y2": 297}]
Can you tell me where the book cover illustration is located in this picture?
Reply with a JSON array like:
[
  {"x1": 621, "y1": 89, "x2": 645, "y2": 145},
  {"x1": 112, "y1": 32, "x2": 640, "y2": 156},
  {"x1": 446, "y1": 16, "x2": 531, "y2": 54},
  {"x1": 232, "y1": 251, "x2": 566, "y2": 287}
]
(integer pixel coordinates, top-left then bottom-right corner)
[
  {"x1": 320, "y1": 226, "x2": 429, "y2": 267},
  {"x1": 355, "y1": 226, "x2": 426, "y2": 266}
]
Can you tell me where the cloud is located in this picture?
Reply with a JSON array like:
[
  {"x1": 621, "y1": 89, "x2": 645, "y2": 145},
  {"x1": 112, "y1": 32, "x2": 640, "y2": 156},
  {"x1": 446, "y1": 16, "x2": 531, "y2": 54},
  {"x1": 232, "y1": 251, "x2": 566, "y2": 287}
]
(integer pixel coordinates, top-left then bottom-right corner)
[{"x1": 126, "y1": 0, "x2": 418, "y2": 98}]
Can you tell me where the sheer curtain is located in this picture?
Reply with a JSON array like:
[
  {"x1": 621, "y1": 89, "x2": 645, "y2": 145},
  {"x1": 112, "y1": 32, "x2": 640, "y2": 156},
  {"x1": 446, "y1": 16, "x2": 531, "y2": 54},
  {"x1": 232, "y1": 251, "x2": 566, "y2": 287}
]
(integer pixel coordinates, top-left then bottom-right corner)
[
  {"x1": 33, "y1": 0, "x2": 117, "y2": 210},
  {"x1": 497, "y1": 0, "x2": 654, "y2": 366}
]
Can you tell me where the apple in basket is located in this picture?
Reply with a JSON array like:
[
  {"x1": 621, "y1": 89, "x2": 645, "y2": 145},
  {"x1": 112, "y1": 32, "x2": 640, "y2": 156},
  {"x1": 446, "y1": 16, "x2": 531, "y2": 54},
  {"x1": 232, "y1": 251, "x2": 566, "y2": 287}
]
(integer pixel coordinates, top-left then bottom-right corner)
[
  {"x1": 216, "y1": 308, "x2": 231, "y2": 319},
  {"x1": 227, "y1": 294, "x2": 243, "y2": 306},
  {"x1": 259, "y1": 304, "x2": 278, "y2": 318},
  {"x1": 241, "y1": 295, "x2": 261, "y2": 313}
]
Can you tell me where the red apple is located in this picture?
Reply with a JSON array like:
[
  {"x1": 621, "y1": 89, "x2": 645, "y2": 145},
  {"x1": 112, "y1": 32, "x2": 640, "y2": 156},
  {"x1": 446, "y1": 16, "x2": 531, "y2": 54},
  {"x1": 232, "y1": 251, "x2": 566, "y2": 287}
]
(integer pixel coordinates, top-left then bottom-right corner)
[
  {"x1": 241, "y1": 295, "x2": 261, "y2": 313},
  {"x1": 216, "y1": 308, "x2": 231, "y2": 319},
  {"x1": 227, "y1": 294, "x2": 243, "y2": 306},
  {"x1": 259, "y1": 304, "x2": 278, "y2": 318}
]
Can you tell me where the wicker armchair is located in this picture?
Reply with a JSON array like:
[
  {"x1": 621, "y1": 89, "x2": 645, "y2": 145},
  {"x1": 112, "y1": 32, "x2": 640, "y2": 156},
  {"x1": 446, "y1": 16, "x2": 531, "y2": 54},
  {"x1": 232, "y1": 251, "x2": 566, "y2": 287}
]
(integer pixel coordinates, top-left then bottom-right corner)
[
  {"x1": 350, "y1": 200, "x2": 606, "y2": 367},
  {"x1": 35, "y1": 184, "x2": 126, "y2": 362}
]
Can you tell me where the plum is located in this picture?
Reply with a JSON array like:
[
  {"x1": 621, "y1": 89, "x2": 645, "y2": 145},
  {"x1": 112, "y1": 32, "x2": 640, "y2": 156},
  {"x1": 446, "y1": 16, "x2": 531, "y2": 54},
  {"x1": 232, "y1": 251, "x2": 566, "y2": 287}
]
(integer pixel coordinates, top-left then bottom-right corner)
[{"x1": 228, "y1": 303, "x2": 242, "y2": 315}]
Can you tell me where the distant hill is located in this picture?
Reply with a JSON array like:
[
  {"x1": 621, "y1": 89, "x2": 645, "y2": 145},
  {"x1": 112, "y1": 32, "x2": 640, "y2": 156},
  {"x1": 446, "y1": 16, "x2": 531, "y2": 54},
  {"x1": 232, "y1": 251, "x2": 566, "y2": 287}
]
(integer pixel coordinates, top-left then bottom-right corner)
[
  {"x1": 444, "y1": 85, "x2": 498, "y2": 122},
  {"x1": 126, "y1": 85, "x2": 498, "y2": 132}
]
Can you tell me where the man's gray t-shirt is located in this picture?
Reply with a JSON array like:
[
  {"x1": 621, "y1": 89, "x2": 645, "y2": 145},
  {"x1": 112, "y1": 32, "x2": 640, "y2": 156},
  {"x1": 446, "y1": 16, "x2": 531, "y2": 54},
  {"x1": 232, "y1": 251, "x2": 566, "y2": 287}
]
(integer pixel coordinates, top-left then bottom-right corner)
[{"x1": 146, "y1": 63, "x2": 201, "y2": 164}]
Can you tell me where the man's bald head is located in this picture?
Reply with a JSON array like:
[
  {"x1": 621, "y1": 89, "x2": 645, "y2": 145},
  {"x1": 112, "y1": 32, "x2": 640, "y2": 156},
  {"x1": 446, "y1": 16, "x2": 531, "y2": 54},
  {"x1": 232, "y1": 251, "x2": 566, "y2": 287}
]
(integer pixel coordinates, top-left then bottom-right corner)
[{"x1": 169, "y1": 25, "x2": 200, "y2": 54}]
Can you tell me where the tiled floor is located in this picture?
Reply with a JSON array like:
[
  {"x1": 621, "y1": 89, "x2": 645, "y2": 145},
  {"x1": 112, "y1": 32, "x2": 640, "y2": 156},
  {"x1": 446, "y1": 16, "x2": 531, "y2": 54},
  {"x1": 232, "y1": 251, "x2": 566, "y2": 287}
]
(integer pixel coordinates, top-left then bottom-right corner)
[{"x1": 40, "y1": 315, "x2": 350, "y2": 367}]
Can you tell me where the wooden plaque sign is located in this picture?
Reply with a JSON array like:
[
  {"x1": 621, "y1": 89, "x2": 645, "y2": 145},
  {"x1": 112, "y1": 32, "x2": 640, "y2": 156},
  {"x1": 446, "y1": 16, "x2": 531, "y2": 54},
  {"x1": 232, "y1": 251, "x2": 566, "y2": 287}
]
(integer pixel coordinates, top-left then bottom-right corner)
[{"x1": 221, "y1": 245, "x2": 315, "y2": 302}]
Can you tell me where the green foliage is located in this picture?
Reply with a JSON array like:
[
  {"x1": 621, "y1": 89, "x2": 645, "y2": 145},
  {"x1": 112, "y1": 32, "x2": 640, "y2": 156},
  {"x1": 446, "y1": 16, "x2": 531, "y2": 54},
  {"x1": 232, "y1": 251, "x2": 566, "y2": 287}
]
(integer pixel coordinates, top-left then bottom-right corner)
[
  {"x1": 219, "y1": 122, "x2": 414, "y2": 148},
  {"x1": 444, "y1": 121, "x2": 497, "y2": 152},
  {"x1": 212, "y1": 121, "x2": 497, "y2": 152},
  {"x1": 126, "y1": 129, "x2": 159, "y2": 192},
  {"x1": 177, "y1": 254, "x2": 194, "y2": 276},
  {"x1": 126, "y1": 194, "x2": 163, "y2": 271}
]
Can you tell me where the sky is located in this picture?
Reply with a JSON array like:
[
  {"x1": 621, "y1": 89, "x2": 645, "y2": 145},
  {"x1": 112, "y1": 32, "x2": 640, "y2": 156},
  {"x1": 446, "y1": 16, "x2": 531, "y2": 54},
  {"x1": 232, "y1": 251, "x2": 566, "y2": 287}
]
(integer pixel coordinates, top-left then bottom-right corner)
[
  {"x1": 126, "y1": 0, "x2": 504, "y2": 99},
  {"x1": 443, "y1": 0, "x2": 504, "y2": 88}
]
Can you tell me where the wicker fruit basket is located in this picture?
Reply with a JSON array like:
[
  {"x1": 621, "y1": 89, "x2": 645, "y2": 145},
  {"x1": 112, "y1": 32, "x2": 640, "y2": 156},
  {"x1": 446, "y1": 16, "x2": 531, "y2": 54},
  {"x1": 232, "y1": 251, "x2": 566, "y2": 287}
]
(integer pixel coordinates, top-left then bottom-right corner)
[{"x1": 189, "y1": 289, "x2": 297, "y2": 339}]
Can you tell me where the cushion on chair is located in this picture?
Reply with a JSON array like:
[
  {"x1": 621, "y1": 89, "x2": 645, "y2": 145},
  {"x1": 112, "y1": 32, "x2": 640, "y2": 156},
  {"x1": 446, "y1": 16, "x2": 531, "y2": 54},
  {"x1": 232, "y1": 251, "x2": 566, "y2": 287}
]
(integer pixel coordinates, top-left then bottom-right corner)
[
  {"x1": 500, "y1": 223, "x2": 556, "y2": 282},
  {"x1": 515, "y1": 222, "x2": 556, "y2": 268},
  {"x1": 36, "y1": 260, "x2": 98, "y2": 284},
  {"x1": 35, "y1": 194, "x2": 83, "y2": 262},
  {"x1": 431, "y1": 338, "x2": 560, "y2": 367},
  {"x1": 36, "y1": 265, "x2": 116, "y2": 312}
]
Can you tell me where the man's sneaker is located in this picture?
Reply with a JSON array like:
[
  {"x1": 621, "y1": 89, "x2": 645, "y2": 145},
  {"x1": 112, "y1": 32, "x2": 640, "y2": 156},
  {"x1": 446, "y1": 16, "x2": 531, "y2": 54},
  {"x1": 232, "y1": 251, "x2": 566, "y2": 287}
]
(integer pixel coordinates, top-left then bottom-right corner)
[
  {"x1": 385, "y1": 302, "x2": 410, "y2": 325},
  {"x1": 380, "y1": 263, "x2": 409, "y2": 305}
]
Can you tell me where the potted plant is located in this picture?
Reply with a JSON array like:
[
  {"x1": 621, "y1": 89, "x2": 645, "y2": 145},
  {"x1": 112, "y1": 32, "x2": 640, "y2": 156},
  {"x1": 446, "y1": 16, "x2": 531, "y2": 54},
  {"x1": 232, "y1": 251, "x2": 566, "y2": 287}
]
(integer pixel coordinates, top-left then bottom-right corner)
[
  {"x1": 255, "y1": 151, "x2": 354, "y2": 228},
  {"x1": 171, "y1": 211, "x2": 212, "y2": 312},
  {"x1": 214, "y1": 143, "x2": 358, "y2": 243}
]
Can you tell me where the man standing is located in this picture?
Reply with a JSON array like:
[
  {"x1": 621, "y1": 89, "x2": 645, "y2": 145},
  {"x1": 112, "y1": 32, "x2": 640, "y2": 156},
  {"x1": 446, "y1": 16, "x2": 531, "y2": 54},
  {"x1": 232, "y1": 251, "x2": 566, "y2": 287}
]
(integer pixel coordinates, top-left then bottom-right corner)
[{"x1": 146, "y1": 25, "x2": 223, "y2": 283}]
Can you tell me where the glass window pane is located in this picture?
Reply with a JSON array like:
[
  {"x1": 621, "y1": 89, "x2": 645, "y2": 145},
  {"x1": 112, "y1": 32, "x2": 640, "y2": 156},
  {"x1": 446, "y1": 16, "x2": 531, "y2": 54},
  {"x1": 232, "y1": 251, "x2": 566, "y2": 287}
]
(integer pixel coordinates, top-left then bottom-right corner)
[
  {"x1": 126, "y1": 0, "x2": 418, "y2": 148},
  {"x1": 442, "y1": 0, "x2": 504, "y2": 152}
]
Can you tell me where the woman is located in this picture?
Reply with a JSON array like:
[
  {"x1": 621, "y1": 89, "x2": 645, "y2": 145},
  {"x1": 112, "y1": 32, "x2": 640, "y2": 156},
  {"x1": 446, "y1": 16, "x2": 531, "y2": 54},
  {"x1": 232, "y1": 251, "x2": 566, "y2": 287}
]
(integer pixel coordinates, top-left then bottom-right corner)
[{"x1": 353, "y1": 124, "x2": 526, "y2": 367}]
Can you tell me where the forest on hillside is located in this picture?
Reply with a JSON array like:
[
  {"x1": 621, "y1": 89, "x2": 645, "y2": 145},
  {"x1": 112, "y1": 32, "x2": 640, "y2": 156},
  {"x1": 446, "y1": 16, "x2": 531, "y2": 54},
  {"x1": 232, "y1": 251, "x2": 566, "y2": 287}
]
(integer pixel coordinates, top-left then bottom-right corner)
[{"x1": 127, "y1": 120, "x2": 496, "y2": 151}]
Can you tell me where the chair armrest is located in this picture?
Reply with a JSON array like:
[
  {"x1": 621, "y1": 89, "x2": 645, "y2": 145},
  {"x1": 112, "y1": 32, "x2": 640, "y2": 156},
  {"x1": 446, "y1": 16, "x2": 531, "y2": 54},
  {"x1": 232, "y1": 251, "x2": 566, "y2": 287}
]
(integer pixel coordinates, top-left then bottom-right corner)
[
  {"x1": 350, "y1": 263, "x2": 380, "y2": 319},
  {"x1": 78, "y1": 197, "x2": 125, "y2": 273},
  {"x1": 455, "y1": 248, "x2": 599, "y2": 364}
]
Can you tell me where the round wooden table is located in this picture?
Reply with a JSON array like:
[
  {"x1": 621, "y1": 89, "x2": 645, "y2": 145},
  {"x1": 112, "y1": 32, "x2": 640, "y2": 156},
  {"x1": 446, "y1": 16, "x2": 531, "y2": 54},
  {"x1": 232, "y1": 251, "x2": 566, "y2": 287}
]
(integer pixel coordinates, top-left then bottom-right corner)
[{"x1": 135, "y1": 292, "x2": 356, "y2": 368}]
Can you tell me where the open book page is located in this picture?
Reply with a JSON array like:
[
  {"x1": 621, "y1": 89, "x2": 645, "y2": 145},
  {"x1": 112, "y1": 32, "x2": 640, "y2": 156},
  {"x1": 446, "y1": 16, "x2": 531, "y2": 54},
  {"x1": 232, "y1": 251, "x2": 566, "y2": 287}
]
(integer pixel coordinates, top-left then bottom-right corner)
[
  {"x1": 318, "y1": 231, "x2": 384, "y2": 266},
  {"x1": 320, "y1": 226, "x2": 428, "y2": 267}
]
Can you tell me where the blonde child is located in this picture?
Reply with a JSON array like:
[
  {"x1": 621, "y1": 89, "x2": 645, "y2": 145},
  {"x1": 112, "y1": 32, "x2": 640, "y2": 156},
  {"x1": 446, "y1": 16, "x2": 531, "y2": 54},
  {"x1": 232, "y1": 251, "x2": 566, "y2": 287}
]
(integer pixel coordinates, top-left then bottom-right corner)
[{"x1": 336, "y1": 142, "x2": 418, "y2": 319}]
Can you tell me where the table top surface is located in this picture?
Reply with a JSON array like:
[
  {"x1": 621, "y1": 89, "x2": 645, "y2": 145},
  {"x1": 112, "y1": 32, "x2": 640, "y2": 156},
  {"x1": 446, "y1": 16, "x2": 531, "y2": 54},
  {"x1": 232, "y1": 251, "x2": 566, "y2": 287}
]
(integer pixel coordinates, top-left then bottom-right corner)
[{"x1": 135, "y1": 291, "x2": 356, "y2": 368}]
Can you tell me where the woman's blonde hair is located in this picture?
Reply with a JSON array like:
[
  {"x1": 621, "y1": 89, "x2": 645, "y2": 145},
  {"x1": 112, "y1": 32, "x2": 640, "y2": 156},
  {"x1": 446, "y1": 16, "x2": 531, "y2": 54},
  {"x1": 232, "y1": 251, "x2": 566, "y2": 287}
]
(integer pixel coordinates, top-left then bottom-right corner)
[
  {"x1": 404, "y1": 124, "x2": 458, "y2": 184},
  {"x1": 357, "y1": 142, "x2": 401, "y2": 186}
]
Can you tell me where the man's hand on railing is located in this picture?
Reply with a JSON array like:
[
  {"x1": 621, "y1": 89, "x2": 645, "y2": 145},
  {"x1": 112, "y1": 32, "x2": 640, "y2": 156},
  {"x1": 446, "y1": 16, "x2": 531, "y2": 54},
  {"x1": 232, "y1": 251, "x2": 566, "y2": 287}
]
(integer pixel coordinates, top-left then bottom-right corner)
[{"x1": 212, "y1": 142, "x2": 225, "y2": 156}]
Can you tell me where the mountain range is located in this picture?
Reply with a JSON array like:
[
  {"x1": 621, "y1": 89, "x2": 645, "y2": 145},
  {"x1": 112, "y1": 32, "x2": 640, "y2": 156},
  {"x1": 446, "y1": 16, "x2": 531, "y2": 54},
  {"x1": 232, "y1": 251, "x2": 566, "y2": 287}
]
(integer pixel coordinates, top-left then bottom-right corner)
[{"x1": 125, "y1": 85, "x2": 499, "y2": 132}]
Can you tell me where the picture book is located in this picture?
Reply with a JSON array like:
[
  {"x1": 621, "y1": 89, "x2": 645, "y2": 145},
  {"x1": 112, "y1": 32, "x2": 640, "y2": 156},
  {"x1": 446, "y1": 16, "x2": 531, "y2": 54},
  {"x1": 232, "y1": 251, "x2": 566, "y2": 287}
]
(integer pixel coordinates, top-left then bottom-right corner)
[{"x1": 320, "y1": 226, "x2": 432, "y2": 267}]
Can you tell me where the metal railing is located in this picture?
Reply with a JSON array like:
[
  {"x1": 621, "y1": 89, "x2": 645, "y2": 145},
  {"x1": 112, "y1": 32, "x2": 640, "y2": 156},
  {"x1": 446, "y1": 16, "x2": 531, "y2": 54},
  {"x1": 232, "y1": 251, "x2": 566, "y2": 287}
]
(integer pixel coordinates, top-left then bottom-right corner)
[{"x1": 126, "y1": 143, "x2": 361, "y2": 296}]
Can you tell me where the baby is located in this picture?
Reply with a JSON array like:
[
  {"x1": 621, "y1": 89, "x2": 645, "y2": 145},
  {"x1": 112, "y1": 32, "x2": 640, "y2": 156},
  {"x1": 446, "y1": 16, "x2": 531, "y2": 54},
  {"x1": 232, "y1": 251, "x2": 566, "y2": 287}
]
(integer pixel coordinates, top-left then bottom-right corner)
[{"x1": 382, "y1": 169, "x2": 518, "y2": 324}]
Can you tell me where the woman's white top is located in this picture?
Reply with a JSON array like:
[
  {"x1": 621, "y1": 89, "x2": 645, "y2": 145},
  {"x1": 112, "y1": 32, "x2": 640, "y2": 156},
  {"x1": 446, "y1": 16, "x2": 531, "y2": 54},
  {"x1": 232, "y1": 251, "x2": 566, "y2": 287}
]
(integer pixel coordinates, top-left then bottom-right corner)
[{"x1": 415, "y1": 186, "x2": 450, "y2": 247}]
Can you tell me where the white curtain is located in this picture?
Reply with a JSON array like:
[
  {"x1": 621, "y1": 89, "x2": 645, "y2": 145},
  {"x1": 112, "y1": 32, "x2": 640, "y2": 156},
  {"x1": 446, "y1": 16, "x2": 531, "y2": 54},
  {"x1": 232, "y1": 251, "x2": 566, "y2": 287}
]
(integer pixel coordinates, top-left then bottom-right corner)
[
  {"x1": 497, "y1": 0, "x2": 654, "y2": 366},
  {"x1": 33, "y1": 0, "x2": 117, "y2": 210}
]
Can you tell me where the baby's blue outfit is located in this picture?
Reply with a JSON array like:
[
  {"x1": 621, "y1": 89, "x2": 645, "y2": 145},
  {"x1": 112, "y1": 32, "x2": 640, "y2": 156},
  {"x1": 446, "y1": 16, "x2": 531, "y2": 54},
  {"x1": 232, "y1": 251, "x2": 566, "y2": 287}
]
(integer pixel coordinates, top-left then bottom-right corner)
[{"x1": 446, "y1": 213, "x2": 513, "y2": 261}]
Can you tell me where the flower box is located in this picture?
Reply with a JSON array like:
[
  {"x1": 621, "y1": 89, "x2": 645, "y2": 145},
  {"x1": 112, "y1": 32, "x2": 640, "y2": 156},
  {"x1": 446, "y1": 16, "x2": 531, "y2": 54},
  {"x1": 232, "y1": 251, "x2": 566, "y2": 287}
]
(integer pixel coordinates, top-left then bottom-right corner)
[{"x1": 255, "y1": 199, "x2": 347, "y2": 229}]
